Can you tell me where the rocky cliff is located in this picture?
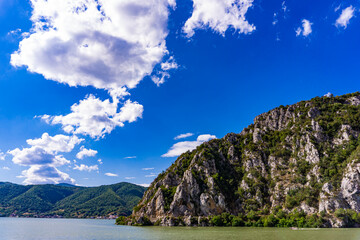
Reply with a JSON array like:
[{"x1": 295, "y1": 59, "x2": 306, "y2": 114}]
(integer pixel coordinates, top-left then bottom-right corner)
[{"x1": 120, "y1": 92, "x2": 360, "y2": 227}]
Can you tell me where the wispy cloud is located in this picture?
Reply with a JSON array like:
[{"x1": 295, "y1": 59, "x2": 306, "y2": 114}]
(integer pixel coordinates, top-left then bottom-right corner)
[
  {"x1": 0, "y1": 151, "x2": 5, "y2": 161},
  {"x1": 281, "y1": 1, "x2": 287, "y2": 13},
  {"x1": 2, "y1": 167, "x2": 10, "y2": 170},
  {"x1": 162, "y1": 134, "x2": 216, "y2": 157},
  {"x1": 124, "y1": 156, "x2": 137, "y2": 159},
  {"x1": 145, "y1": 174, "x2": 157, "y2": 178},
  {"x1": 142, "y1": 167, "x2": 154, "y2": 171},
  {"x1": 105, "y1": 172, "x2": 118, "y2": 177},
  {"x1": 174, "y1": 133, "x2": 194, "y2": 140},
  {"x1": 125, "y1": 177, "x2": 135, "y2": 180}
]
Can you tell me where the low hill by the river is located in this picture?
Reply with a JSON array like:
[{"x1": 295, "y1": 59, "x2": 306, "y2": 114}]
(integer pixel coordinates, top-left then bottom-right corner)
[{"x1": 0, "y1": 182, "x2": 146, "y2": 218}]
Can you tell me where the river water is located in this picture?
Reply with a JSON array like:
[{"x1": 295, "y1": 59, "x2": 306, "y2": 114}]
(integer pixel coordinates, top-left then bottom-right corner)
[{"x1": 1, "y1": 217, "x2": 360, "y2": 240}]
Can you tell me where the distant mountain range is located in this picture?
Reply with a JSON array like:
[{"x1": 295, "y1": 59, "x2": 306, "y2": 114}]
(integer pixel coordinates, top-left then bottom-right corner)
[{"x1": 0, "y1": 182, "x2": 146, "y2": 218}]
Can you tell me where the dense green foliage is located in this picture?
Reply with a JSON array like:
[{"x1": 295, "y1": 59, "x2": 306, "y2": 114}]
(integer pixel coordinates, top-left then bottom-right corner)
[
  {"x1": 0, "y1": 182, "x2": 145, "y2": 218},
  {"x1": 209, "y1": 211, "x2": 325, "y2": 228}
]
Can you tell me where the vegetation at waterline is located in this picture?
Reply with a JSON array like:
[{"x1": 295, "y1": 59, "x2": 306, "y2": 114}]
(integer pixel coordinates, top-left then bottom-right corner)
[{"x1": 117, "y1": 208, "x2": 360, "y2": 228}]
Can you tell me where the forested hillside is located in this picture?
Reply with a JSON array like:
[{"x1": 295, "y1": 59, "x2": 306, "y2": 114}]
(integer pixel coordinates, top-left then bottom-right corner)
[{"x1": 0, "y1": 182, "x2": 146, "y2": 218}]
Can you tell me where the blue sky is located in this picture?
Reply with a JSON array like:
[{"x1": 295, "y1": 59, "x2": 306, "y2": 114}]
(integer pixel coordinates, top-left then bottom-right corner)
[{"x1": 0, "y1": 0, "x2": 359, "y2": 187}]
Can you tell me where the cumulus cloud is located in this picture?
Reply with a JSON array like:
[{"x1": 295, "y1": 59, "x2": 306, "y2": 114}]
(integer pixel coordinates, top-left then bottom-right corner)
[
  {"x1": 41, "y1": 95, "x2": 143, "y2": 139},
  {"x1": 18, "y1": 165, "x2": 75, "y2": 185},
  {"x1": 73, "y1": 164, "x2": 98, "y2": 172},
  {"x1": 162, "y1": 134, "x2": 216, "y2": 157},
  {"x1": 10, "y1": 147, "x2": 70, "y2": 167},
  {"x1": 174, "y1": 133, "x2": 194, "y2": 140},
  {"x1": 335, "y1": 6, "x2": 355, "y2": 28},
  {"x1": 26, "y1": 133, "x2": 83, "y2": 153},
  {"x1": 76, "y1": 146, "x2": 98, "y2": 159},
  {"x1": 183, "y1": 0, "x2": 255, "y2": 37},
  {"x1": 8, "y1": 133, "x2": 82, "y2": 184},
  {"x1": 105, "y1": 172, "x2": 118, "y2": 177},
  {"x1": 2, "y1": 167, "x2": 10, "y2": 170},
  {"x1": 97, "y1": 159, "x2": 103, "y2": 164},
  {"x1": 11, "y1": 0, "x2": 177, "y2": 91},
  {"x1": 296, "y1": 19, "x2": 312, "y2": 37}
]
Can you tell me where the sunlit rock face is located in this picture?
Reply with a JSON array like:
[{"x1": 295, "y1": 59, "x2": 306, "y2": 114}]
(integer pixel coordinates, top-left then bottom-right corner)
[{"x1": 131, "y1": 93, "x2": 360, "y2": 227}]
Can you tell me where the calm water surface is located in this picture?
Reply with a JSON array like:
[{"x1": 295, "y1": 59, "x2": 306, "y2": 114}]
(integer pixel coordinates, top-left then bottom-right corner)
[{"x1": 1, "y1": 218, "x2": 360, "y2": 240}]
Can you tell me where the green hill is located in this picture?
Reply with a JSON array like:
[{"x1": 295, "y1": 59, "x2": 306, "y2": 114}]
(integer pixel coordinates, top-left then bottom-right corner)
[
  {"x1": 0, "y1": 182, "x2": 146, "y2": 218},
  {"x1": 49, "y1": 183, "x2": 146, "y2": 217}
]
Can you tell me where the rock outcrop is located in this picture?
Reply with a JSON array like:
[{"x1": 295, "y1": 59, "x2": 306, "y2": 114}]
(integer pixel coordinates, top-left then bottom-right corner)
[{"x1": 124, "y1": 92, "x2": 360, "y2": 227}]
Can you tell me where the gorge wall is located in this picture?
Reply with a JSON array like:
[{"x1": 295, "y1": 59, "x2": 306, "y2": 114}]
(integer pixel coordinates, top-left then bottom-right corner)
[{"x1": 121, "y1": 92, "x2": 360, "y2": 227}]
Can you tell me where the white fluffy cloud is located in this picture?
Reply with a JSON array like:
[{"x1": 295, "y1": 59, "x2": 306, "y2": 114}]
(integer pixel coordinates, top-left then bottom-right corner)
[
  {"x1": 41, "y1": 95, "x2": 143, "y2": 138},
  {"x1": 26, "y1": 133, "x2": 83, "y2": 153},
  {"x1": 162, "y1": 134, "x2": 216, "y2": 157},
  {"x1": 11, "y1": 0, "x2": 177, "y2": 91},
  {"x1": 2, "y1": 167, "x2": 10, "y2": 170},
  {"x1": 105, "y1": 172, "x2": 118, "y2": 177},
  {"x1": 18, "y1": 165, "x2": 75, "y2": 185},
  {"x1": 10, "y1": 147, "x2": 70, "y2": 167},
  {"x1": 76, "y1": 146, "x2": 98, "y2": 159},
  {"x1": 183, "y1": 0, "x2": 255, "y2": 37},
  {"x1": 9, "y1": 133, "x2": 82, "y2": 184},
  {"x1": 11, "y1": 0, "x2": 179, "y2": 148},
  {"x1": 335, "y1": 6, "x2": 355, "y2": 28},
  {"x1": 296, "y1": 19, "x2": 312, "y2": 37},
  {"x1": 174, "y1": 133, "x2": 194, "y2": 140},
  {"x1": 73, "y1": 164, "x2": 99, "y2": 172}
]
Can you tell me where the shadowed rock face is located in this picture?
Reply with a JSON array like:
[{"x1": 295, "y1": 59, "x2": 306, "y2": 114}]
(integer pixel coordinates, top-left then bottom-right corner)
[{"x1": 131, "y1": 92, "x2": 360, "y2": 227}]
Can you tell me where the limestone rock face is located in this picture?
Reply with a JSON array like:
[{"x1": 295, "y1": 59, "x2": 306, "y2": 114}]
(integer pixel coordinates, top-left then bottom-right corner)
[
  {"x1": 340, "y1": 163, "x2": 360, "y2": 211},
  {"x1": 347, "y1": 96, "x2": 360, "y2": 106},
  {"x1": 130, "y1": 93, "x2": 360, "y2": 227}
]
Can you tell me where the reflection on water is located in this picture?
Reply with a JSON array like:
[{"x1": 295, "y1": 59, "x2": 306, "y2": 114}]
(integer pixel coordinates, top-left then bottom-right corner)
[{"x1": 1, "y1": 218, "x2": 360, "y2": 240}]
